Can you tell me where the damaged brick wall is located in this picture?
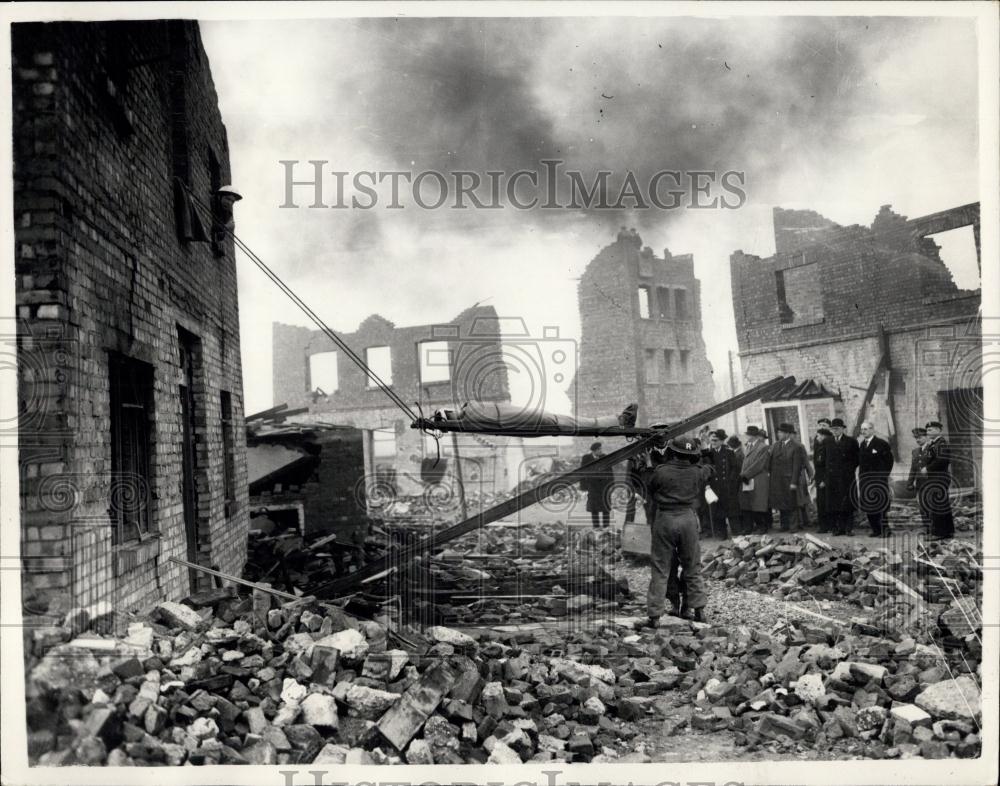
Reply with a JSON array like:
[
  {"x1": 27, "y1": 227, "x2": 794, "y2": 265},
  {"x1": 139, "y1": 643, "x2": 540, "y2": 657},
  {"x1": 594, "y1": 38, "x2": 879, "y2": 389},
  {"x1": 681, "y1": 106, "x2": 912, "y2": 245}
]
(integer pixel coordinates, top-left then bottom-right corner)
[
  {"x1": 732, "y1": 203, "x2": 981, "y2": 479},
  {"x1": 573, "y1": 229, "x2": 716, "y2": 444},
  {"x1": 271, "y1": 305, "x2": 512, "y2": 496},
  {"x1": 13, "y1": 21, "x2": 249, "y2": 617}
]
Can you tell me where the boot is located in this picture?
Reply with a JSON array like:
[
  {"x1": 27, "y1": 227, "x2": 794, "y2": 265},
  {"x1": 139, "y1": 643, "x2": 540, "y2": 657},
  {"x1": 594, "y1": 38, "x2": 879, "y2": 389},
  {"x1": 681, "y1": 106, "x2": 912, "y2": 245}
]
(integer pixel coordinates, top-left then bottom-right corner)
[
  {"x1": 639, "y1": 616, "x2": 660, "y2": 630},
  {"x1": 684, "y1": 607, "x2": 705, "y2": 623}
]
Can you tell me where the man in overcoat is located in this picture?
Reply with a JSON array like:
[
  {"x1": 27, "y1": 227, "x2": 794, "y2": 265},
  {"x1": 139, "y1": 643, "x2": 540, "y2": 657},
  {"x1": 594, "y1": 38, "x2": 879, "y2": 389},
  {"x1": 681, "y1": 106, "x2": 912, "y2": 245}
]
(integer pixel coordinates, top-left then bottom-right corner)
[
  {"x1": 857, "y1": 420, "x2": 895, "y2": 537},
  {"x1": 906, "y1": 427, "x2": 930, "y2": 532},
  {"x1": 823, "y1": 418, "x2": 859, "y2": 535},
  {"x1": 812, "y1": 427, "x2": 832, "y2": 532},
  {"x1": 768, "y1": 422, "x2": 807, "y2": 532},
  {"x1": 738, "y1": 425, "x2": 771, "y2": 533},
  {"x1": 920, "y1": 421, "x2": 955, "y2": 540},
  {"x1": 580, "y1": 441, "x2": 614, "y2": 528}
]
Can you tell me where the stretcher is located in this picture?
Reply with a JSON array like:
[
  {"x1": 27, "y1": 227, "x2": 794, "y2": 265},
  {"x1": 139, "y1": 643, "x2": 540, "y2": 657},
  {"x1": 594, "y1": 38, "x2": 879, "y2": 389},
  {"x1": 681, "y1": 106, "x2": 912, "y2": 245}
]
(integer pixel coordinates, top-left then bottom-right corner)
[{"x1": 411, "y1": 401, "x2": 645, "y2": 437}]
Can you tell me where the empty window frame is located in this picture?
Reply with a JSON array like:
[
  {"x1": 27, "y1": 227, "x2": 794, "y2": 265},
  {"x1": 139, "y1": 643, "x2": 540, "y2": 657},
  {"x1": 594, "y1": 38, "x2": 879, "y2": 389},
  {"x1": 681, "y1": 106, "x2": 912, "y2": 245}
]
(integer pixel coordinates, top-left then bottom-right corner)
[
  {"x1": 365, "y1": 345, "x2": 392, "y2": 387},
  {"x1": 418, "y1": 340, "x2": 451, "y2": 383},
  {"x1": 309, "y1": 351, "x2": 339, "y2": 394},
  {"x1": 775, "y1": 263, "x2": 824, "y2": 326},
  {"x1": 109, "y1": 353, "x2": 154, "y2": 544},
  {"x1": 637, "y1": 286, "x2": 651, "y2": 319},
  {"x1": 221, "y1": 391, "x2": 236, "y2": 518}
]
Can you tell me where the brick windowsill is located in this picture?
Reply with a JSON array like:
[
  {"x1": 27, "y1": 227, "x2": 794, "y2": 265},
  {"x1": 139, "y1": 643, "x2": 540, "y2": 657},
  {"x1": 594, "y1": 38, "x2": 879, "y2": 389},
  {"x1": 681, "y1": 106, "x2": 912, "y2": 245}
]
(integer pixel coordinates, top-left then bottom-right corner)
[
  {"x1": 113, "y1": 535, "x2": 161, "y2": 577},
  {"x1": 781, "y1": 318, "x2": 826, "y2": 331}
]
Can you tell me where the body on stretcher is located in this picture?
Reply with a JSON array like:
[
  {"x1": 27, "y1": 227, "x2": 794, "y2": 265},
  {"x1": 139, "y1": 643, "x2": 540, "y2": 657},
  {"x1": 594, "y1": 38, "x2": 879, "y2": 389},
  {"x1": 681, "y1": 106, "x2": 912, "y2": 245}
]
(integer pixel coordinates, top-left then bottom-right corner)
[{"x1": 412, "y1": 401, "x2": 639, "y2": 437}]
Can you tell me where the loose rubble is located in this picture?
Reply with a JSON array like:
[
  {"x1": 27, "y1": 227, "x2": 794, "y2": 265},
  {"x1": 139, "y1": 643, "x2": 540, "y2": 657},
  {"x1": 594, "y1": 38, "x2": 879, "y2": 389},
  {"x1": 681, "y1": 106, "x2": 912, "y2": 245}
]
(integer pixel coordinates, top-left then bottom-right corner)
[{"x1": 23, "y1": 516, "x2": 983, "y2": 765}]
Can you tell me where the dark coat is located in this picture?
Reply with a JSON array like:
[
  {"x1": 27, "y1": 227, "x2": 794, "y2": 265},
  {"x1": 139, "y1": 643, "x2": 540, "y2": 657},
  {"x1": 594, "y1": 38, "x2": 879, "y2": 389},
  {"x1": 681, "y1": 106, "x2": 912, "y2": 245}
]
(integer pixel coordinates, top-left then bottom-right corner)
[
  {"x1": 822, "y1": 434, "x2": 859, "y2": 512},
  {"x1": 580, "y1": 452, "x2": 614, "y2": 512},
  {"x1": 918, "y1": 436, "x2": 953, "y2": 504},
  {"x1": 813, "y1": 437, "x2": 829, "y2": 509},
  {"x1": 738, "y1": 439, "x2": 771, "y2": 512},
  {"x1": 704, "y1": 445, "x2": 740, "y2": 516},
  {"x1": 768, "y1": 438, "x2": 807, "y2": 511},
  {"x1": 907, "y1": 445, "x2": 927, "y2": 488},
  {"x1": 857, "y1": 435, "x2": 894, "y2": 514}
]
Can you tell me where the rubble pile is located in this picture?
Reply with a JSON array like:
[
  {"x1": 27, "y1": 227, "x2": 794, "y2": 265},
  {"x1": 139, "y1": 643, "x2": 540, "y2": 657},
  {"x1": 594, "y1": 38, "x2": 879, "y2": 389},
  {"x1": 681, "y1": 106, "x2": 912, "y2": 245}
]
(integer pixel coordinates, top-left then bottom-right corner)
[
  {"x1": 24, "y1": 595, "x2": 668, "y2": 766},
  {"x1": 703, "y1": 535, "x2": 981, "y2": 626},
  {"x1": 684, "y1": 615, "x2": 983, "y2": 760},
  {"x1": 24, "y1": 581, "x2": 982, "y2": 766}
]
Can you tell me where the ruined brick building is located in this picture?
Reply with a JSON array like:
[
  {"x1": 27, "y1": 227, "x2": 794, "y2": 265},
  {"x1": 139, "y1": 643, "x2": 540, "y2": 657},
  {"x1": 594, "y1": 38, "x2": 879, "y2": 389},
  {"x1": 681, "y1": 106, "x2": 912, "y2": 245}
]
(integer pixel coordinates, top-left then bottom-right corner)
[
  {"x1": 732, "y1": 203, "x2": 982, "y2": 486},
  {"x1": 572, "y1": 228, "x2": 715, "y2": 434},
  {"x1": 272, "y1": 305, "x2": 523, "y2": 498},
  {"x1": 13, "y1": 21, "x2": 249, "y2": 617}
]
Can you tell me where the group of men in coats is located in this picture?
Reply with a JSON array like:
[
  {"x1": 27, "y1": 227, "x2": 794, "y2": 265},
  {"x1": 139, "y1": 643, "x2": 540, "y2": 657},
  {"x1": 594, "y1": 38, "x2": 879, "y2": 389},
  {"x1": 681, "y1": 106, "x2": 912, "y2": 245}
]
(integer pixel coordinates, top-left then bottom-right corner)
[{"x1": 584, "y1": 416, "x2": 956, "y2": 541}]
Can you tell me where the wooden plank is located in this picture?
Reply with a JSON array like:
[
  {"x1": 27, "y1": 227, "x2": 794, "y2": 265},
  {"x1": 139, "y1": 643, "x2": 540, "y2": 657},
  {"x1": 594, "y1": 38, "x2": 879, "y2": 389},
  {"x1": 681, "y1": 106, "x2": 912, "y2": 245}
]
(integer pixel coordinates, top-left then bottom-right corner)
[{"x1": 245, "y1": 403, "x2": 289, "y2": 422}]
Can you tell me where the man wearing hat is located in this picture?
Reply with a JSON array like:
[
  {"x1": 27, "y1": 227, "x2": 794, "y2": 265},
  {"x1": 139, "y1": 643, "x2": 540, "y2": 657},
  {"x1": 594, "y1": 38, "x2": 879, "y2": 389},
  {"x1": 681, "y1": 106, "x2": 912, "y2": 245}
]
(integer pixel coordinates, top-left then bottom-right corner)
[
  {"x1": 738, "y1": 425, "x2": 771, "y2": 534},
  {"x1": 906, "y1": 427, "x2": 931, "y2": 531},
  {"x1": 920, "y1": 421, "x2": 955, "y2": 539},
  {"x1": 768, "y1": 423, "x2": 808, "y2": 532},
  {"x1": 640, "y1": 436, "x2": 713, "y2": 624},
  {"x1": 704, "y1": 429, "x2": 740, "y2": 538},
  {"x1": 812, "y1": 427, "x2": 833, "y2": 532},
  {"x1": 579, "y1": 441, "x2": 614, "y2": 529},
  {"x1": 857, "y1": 421, "x2": 895, "y2": 537},
  {"x1": 823, "y1": 417, "x2": 859, "y2": 535}
]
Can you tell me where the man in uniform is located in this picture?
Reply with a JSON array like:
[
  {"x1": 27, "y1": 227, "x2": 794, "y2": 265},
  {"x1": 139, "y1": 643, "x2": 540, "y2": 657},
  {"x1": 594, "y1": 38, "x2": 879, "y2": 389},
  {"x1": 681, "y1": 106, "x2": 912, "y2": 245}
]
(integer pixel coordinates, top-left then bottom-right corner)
[
  {"x1": 641, "y1": 436, "x2": 712, "y2": 625},
  {"x1": 921, "y1": 421, "x2": 955, "y2": 540},
  {"x1": 825, "y1": 418, "x2": 859, "y2": 535},
  {"x1": 906, "y1": 427, "x2": 930, "y2": 532},
  {"x1": 738, "y1": 425, "x2": 771, "y2": 533},
  {"x1": 857, "y1": 420, "x2": 895, "y2": 537},
  {"x1": 704, "y1": 429, "x2": 740, "y2": 539},
  {"x1": 768, "y1": 423, "x2": 807, "y2": 532}
]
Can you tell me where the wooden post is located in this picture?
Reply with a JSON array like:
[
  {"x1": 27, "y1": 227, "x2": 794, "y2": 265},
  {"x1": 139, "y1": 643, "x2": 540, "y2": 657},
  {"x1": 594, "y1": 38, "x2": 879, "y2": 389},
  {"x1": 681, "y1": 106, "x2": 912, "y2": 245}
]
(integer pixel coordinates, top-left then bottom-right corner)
[{"x1": 451, "y1": 432, "x2": 468, "y2": 520}]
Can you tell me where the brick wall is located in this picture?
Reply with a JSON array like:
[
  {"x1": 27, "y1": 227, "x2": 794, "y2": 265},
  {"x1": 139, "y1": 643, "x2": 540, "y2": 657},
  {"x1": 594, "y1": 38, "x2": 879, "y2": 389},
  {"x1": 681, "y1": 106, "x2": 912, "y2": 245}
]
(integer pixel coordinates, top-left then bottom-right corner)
[
  {"x1": 574, "y1": 229, "x2": 715, "y2": 443},
  {"x1": 271, "y1": 305, "x2": 512, "y2": 496},
  {"x1": 13, "y1": 21, "x2": 249, "y2": 618},
  {"x1": 732, "y1": 203, "x2": 982, "y2": 473}
]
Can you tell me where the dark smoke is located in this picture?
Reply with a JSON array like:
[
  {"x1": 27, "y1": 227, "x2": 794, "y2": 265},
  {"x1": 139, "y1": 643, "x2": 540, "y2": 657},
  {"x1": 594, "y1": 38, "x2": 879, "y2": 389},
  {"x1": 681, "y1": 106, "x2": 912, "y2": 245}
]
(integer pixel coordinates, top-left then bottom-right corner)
[{"x1": 344, "y1": 16, "x2": 932, "y2": 229}]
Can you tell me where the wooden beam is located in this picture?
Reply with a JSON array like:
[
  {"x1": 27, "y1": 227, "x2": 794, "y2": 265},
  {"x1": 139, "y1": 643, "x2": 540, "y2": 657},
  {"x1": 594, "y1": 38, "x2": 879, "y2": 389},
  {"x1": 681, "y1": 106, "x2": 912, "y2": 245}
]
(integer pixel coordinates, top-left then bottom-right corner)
[
  {"x1": 246, "y1": 403, "x2": 289, "y2": 422},
  {"x1": 851, "y1": 325, "x2": 888, "y2": 437}
]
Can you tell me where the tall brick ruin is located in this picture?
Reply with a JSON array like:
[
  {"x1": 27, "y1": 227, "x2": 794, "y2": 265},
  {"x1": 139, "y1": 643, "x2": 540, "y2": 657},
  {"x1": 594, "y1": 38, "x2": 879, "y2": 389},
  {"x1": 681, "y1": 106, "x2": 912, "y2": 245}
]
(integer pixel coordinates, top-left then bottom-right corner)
[
  {"x1": 572, "y1": 229, "x2": 715, "y2": 437},
  {"x1": 731, "y1": 203, "x2": 982, "y2": 485},
  {"x1": 13, "y1": 21, "x2": 249, "y2": 617},
  {"x1": 271, "y1": 305, "x2": 520, "y2": 497}
]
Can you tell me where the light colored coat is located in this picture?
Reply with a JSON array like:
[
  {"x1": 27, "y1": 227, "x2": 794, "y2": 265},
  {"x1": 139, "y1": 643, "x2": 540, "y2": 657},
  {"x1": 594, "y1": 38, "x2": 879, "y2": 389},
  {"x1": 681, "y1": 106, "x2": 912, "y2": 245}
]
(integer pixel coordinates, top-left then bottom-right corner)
[{"x1": 739, "y1": 438, "x2": 771, "y2": 512}]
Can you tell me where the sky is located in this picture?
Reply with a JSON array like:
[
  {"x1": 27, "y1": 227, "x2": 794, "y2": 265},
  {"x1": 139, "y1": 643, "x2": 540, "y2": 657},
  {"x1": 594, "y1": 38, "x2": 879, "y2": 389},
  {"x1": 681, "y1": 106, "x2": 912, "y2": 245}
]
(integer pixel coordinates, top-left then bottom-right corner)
[{"x1": 200, "y1": 14, "x2": 980, "y2": 418}]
